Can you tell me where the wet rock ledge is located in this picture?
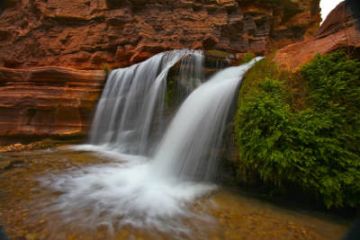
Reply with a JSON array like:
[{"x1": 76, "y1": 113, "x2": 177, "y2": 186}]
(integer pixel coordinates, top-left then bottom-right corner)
[{"x1": 0, "y1": 67, "x2": 105, "y2": 141}]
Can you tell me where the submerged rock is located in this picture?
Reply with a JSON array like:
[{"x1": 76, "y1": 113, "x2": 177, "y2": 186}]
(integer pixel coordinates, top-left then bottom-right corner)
[
  {"x1": 0, "y1": 226, "x2": 9, "y2": 240},
  {"x1": 0, "y1": 140, "x2": 55, "y2": 153}
]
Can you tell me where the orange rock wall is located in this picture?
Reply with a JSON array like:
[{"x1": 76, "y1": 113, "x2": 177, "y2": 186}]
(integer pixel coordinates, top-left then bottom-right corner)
[
  {"x1": 0, "y1": 0, "x2": 320, "y2": 70},
  {"x1": 0, "y1": 67, "x2": 105, "y2": 139},
  {"x1": 274, "y1": 2, "x2": 360, "y2": 71},
  {"x1": 0, "y1": 0, "x2": 320, "y2": 140}
]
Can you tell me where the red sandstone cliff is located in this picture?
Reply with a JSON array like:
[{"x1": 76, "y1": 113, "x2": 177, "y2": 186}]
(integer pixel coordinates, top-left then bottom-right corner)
[
  {"x1": 0, "y1": 67, "x2": 104, "y2": 141},
  {"x1": 0, "y1": 0, "x2": 320, "y2": 140},
  {"x1": 274, "y1": 1, "x2": 360, "y2": 71},
  {"x1": 0, "y1": 0, "x2": 320, "y2": 69}
]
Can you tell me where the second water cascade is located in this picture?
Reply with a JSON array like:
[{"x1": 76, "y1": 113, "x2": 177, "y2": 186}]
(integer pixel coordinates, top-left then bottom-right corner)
[{"x1": 42, "y1": 50, "x2": 262, "y2": 233}]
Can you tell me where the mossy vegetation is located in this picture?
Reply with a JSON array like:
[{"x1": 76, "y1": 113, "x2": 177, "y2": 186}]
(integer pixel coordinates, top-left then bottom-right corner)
[
  {"x1": 238, "y1": 52, "x2": 256, "y2": 65},
  {"x1": 234, "y1": 51, "x2": 360, "y2": 208},
  {"x1": 165, "y1": 75, "x2": 177, "y2": 109},
  {"x1": 205, "y1": 50, "x2": 231, "y2": 59},
  {"x1": 101, "y1": 63, "x2": 112, "y2": 77}
]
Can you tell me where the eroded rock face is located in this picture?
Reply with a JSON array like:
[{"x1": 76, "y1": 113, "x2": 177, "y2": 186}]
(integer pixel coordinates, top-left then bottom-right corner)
[
  {"x1": 0, "y1": 67, "x2": 105, "y2": 139},
  {"x1": 0, "y1": 0, "x2": 320, "y2": 140},
  {"x1": 274, "y1": 2, "x2": 360, "y2": 71},
  {"x1": 0, "y1": 0, "x2": 320, "y2": 69}
]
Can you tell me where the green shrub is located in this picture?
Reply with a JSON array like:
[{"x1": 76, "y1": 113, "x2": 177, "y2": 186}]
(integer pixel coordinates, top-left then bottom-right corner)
[
  {"x1": 239, "y1": 52, "x2": 256, "y2": 65},
  {"x1": 102, "y1": 63, "x2": 112, "y2": 76},
  {"x1": 235, "y1": 52, "x2": 360, "y2": 208}
]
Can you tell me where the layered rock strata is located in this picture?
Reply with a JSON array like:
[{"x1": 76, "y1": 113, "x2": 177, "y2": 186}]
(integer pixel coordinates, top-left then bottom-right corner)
[
  {"x1": 0, "y1": 67, "x2": 105, "y2": 139},
  {"x1": 274, "y1": 1, "x2": 360, "y2": 71},
  {"x1": 0, "y1": 0, "x2": 320, "y2": 69},
  {"x1": 0, "y1": 0, "x2": 321, "y2": 140}
]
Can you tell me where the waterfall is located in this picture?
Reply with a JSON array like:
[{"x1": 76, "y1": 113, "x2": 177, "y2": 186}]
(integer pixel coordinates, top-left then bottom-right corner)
[
  {"x1": 43, "y1": 52, "x2": 262, "y2": 233},
  {"x1": 89, "y1": 50, "x2": 204, "y2": 155},
  {"x1": 152, "y1": 59, "x2": 263, "y2": 181}
]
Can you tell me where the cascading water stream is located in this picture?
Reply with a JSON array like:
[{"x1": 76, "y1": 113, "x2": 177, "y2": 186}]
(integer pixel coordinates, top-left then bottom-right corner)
[
  {"x1": 89, "y1": 50, "x2": 204, "y2": 155},
  {"x1": 42, "y1": 51, "x2": 262, "y2": 233},
  {"x1": 152, "y1": 60, "x2": 263, "y2": 181}
]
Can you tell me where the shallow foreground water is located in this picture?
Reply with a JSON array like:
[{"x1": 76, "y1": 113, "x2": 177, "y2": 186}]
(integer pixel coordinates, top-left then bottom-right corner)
[{"x1": 0, "y1": 146, "x2": 349, "y2": 240}]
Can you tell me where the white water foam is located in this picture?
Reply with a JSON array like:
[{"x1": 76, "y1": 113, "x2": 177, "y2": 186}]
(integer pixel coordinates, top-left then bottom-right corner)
[{"x1": 41, "y1": 55, "x2": 262, "y2": 234}]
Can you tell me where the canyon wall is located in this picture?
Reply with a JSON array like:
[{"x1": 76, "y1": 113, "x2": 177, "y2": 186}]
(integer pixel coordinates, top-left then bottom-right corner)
[
  {"x1": 0, "y1": 67, "x2": 104, "y2": 142},
  {"x1": 0, "y1": 0, "x2": 320, "y2": 69},
  {"x1": 275, "y1": 1, "x2": 360, "y2": 71},
  {"x1": 0, "y1": 0, "x2": 320, "y2": 140}
]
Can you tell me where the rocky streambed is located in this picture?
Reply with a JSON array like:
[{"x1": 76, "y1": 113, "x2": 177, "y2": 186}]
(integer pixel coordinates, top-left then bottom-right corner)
[{"x1": 0, "y1": 144, "x2": 349, "y2": 240}]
